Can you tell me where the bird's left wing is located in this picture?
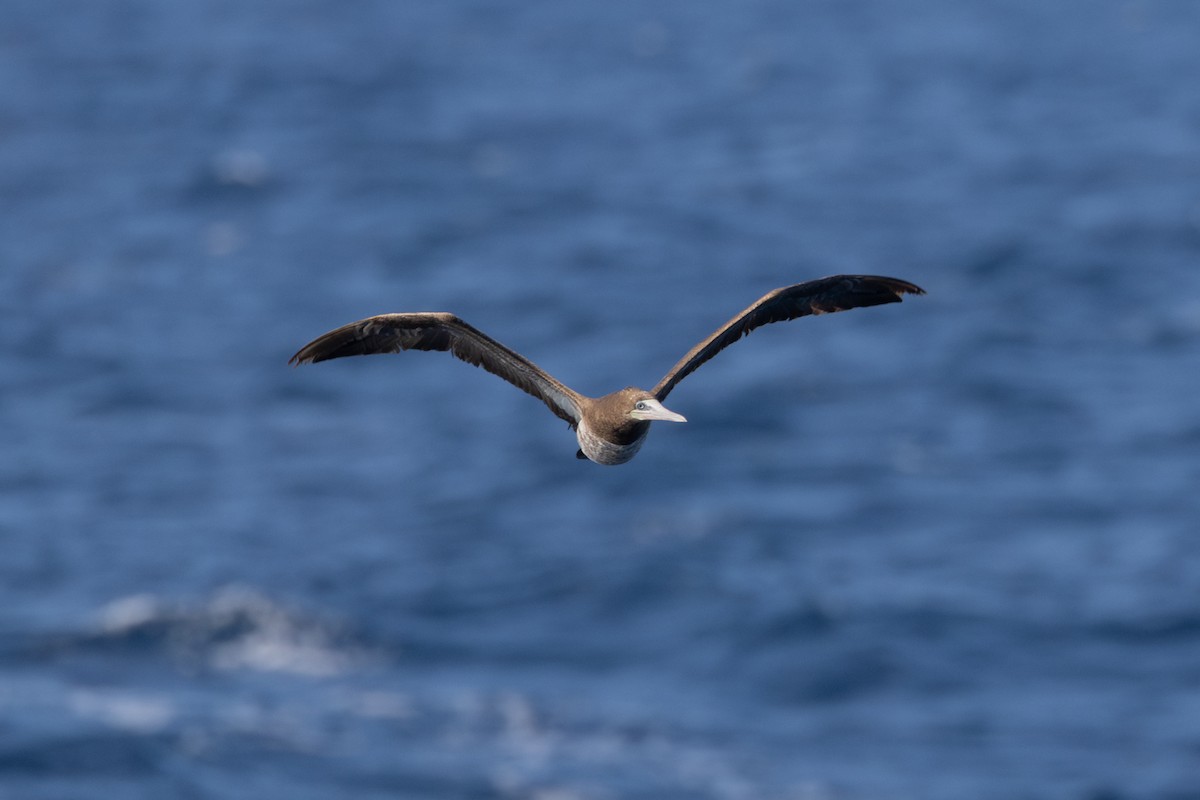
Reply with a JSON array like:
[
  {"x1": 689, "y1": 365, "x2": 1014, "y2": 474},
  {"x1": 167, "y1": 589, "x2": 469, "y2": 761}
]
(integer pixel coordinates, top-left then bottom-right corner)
[{"x1": 651, "y1": 275, "x2": 924, "y2": 401}]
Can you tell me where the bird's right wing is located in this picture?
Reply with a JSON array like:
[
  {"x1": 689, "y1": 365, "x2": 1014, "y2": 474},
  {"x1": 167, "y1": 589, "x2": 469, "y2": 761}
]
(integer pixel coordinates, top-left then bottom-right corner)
[{"x1": 290, "y1": 312, "x2": 584, "y2": 427}]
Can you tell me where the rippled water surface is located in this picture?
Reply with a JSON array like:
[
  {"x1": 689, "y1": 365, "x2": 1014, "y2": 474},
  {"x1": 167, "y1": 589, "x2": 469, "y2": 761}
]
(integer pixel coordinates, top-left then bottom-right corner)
[{"x1": 3, "y1": 1, "x2": 1200, "y2": 798}]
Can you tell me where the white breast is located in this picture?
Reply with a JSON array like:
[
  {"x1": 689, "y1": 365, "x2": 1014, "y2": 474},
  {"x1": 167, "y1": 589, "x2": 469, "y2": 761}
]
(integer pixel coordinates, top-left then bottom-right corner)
[{"x1": 575, "y1": 419, "x2": 648, "y2": 465}]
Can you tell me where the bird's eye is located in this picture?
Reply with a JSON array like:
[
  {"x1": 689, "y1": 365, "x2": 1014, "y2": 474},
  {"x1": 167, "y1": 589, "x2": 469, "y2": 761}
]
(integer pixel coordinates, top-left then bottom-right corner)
[{"x1": 635, "y1": 401, "x2": 647, "y2": 411}]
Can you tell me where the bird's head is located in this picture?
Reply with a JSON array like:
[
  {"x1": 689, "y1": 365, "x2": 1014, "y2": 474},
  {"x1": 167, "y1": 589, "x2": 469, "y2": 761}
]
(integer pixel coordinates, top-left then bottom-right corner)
[{"x1": 624, "y1": 389, "x2": 687, "y2": 424}]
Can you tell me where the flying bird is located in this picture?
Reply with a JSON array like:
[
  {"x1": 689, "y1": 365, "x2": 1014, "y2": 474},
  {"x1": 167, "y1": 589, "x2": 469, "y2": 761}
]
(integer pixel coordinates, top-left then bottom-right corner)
[{"x1": 290, "y1": 274, "x2": 924, "y2": 465}]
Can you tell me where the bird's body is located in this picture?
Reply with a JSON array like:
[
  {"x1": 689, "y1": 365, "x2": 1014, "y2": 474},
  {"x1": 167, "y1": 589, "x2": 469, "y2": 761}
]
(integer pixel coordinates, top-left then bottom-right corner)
[
  {"x1": 290, "y1": 275, "x2": 924, "y2": 465},
  {"x1": 573, "y1": 388, "x2": 676, "y2": 464}
]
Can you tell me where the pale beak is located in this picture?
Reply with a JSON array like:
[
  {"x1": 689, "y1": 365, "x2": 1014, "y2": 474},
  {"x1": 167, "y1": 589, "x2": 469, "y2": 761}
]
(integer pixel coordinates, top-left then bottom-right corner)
[{"x1": 632, "y1": 398, "x2": 687, "y2": 423}]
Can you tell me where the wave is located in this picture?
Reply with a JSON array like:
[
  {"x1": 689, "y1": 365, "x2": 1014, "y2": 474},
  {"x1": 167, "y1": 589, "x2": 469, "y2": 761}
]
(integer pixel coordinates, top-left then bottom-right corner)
[{"x1": 24, "y1": 586, "x2": 366, "y2": 678}]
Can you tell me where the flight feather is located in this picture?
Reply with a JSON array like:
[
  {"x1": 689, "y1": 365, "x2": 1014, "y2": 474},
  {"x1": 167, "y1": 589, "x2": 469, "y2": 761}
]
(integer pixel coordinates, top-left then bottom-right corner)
[
  {"x1": 652, "y1": 275, "x2": 924, "y2": 400},
  {"x1": 290, "y1": 312, "x2": 584, "y2": 426}
]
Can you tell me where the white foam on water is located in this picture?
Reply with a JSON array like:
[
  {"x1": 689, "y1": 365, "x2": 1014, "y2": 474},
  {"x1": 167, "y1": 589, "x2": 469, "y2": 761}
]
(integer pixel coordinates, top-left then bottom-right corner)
[
  {"x1": 69, "y1": 689, "x2": 175, "y2": 734},
  {"x1": 93, "y1": 586, "x2": 362, "y2": 678}
]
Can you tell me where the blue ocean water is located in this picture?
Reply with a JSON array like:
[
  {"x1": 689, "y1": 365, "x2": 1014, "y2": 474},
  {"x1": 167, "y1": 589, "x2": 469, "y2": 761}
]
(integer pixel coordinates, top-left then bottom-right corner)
[{"x1": 3, "y1": 1, "x2": 1200, "y2": 797}]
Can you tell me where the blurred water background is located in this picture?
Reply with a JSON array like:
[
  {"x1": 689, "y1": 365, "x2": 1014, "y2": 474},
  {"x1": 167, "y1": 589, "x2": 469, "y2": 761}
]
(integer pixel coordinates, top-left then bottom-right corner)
[{"x1": 3, "y1": 1, "x2": 1200, "y2": 798}]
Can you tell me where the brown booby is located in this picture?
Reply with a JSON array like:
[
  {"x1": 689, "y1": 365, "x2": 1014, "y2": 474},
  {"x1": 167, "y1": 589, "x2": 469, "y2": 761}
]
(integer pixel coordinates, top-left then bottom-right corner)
[{"x1": 290, "y1": 274, "x2": 923, "y2": 465}]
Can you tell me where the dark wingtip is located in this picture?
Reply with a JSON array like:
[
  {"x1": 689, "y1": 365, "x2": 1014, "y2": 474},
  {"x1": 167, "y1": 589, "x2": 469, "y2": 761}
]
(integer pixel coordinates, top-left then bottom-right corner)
[
  {"x1": 861, "y1": 277, "x2": 925, "y2": 307},
  {"x1": 289, "y1": 349, "x2": 339, "y2": 366},
  {"x1": 873, "y1": 276, "x2": 925, "y2": 297},
  {"x1": 287, "y1": 349, "x2": 314, "y2": 367},
  {"x1": 809, "y1": 275, "x2": 925, "y2": 314},
  {"x1": 287, "y1": 327, "x2": 366, "y2": 366}
]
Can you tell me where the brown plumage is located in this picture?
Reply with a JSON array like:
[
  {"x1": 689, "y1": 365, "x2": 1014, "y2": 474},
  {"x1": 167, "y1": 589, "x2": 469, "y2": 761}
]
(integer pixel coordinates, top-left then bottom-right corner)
[{"x1": 290, "y1": 274, "x2": 924, "y2": 464}]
